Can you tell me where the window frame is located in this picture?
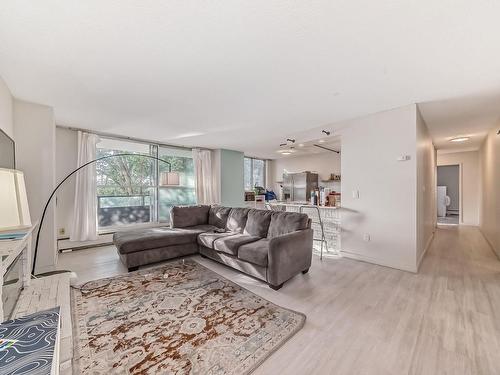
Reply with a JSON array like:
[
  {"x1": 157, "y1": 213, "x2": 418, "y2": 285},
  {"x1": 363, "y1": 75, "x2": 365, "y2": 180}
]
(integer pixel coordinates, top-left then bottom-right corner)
[
  {"x1": 244, "y1": 156, "x2": 267, "y2": 191},
  {"x1": 95, "y1": 136, "x2": 195, "y2": 231}
]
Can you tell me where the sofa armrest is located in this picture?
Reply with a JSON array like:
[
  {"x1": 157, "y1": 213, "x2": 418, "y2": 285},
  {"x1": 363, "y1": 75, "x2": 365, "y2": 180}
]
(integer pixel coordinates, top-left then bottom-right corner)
[{"x1": 267, "y1": 228, "x2": 313, "y2": 287}]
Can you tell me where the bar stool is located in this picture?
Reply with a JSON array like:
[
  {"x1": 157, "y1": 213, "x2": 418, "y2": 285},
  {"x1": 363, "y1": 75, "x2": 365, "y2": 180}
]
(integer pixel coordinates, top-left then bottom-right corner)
[
  {"x1": 299, "y1": 205, "x2": 328, "y2": 260},
  {"x1": 265, "y1": 202, "x2": 286, "y2": 211}
]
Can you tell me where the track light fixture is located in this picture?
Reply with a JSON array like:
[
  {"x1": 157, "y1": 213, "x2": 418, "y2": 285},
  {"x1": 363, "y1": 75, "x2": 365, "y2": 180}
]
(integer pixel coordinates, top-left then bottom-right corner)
[
  {"x1": 322, "y1": 130, "x2": 331, "y2": 136},
  {"x1": 279, "y1": 138, "x2": 296, "y2": 147}
]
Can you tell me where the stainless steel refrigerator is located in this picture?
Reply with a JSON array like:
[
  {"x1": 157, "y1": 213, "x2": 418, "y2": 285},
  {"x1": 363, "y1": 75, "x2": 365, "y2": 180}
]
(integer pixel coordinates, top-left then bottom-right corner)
[{"x1": 282, "y1": 172, "x2": 319, "y2": 202}]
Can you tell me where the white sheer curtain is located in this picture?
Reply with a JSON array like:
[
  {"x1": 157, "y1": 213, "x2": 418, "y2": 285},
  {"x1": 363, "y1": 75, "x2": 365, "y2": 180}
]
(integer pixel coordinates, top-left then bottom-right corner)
[
  {"x1": 70, "y1": 131, "x2": 100, "y2": 241},
  {"x1": 192, "y1": 149, "x2": 216, "y2": 205}
]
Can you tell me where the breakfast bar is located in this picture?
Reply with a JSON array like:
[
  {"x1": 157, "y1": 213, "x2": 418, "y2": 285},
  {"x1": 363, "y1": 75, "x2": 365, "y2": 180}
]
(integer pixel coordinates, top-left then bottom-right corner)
[{"x1": 267, "y1": 202, "x2": 341, "y2": 258}]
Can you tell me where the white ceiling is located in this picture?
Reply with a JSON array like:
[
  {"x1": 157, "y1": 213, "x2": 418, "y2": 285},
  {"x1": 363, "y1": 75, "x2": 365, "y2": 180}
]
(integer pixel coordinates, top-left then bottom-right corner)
[
  {"x1": 1, "y1": 1, "x2": 500, "y2": 159},
  {"x1": 418, "y1": 91, "x2": 500, "y2": 152}
]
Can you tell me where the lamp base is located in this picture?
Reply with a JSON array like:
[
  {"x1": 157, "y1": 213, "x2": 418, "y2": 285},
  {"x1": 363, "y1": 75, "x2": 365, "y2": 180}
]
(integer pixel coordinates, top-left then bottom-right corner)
[{"x1": 33, "y1": 270, "x2": 78, "y2": 286}]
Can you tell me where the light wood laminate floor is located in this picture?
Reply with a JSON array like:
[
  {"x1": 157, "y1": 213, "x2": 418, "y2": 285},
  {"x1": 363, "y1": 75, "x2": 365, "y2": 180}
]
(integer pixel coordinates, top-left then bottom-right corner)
[{"x1": 58, "y1": 226, "x2": 500, "y2": 374}]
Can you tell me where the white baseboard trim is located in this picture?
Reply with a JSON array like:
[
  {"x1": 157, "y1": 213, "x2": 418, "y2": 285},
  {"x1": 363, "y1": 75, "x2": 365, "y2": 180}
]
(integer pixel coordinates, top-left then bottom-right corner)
[
  {"x1": 479, "y1": 228, "x2": 500, "y2": 260},
  {"x1": 35, "y1": 264, "x2": 57, "y2": 274},
  {"x1": 417, "y1": 232, "x2": 435, "y2": 271},
  {"x1": 340, "y1": 250, "x2": 417, "y2": 273}
]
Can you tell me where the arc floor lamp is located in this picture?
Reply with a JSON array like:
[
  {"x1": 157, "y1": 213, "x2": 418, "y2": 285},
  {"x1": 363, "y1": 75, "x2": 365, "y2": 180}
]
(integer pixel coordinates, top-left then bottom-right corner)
[{"x1": 32, "y1": 153, "x2": 178, "y2": 276}]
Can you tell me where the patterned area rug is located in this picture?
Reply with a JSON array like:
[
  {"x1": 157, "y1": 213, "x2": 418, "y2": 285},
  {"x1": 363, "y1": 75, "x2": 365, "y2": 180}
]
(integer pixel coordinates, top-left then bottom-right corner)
[{"x1": 72, "y1": 260, "x2": 305, "y2": 374}]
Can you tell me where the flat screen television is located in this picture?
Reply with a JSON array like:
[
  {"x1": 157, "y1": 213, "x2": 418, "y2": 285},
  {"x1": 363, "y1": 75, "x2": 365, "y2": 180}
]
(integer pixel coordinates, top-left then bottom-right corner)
[
  {"x1": 0, "y1": 128, "x2": 15, "y2": 169},
  {"x1": 0, "y1": 129, "x2": 18, "y2": 320},
  {"x1": 0, "y1": 129, "x2": 16, "y2": 169}
]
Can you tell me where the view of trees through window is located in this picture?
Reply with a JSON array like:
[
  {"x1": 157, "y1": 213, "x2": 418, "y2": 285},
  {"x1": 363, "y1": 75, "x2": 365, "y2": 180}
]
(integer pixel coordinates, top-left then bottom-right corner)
[
  {"x1": 96, "y1": 138, "x2": 196, "y2": 228},
  {"x1": 244, "y1": 157, "x2": 266, "y2": 191}
]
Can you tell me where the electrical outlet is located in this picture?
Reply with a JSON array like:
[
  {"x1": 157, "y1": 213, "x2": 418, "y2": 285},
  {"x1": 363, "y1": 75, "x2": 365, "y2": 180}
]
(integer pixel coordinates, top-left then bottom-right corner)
[
  {"x1": 58, "y1": 228, "x2": 66, "y2": 236},
  {"x1": 363, "y1": 233, "x2": 371, "y2": 242}
]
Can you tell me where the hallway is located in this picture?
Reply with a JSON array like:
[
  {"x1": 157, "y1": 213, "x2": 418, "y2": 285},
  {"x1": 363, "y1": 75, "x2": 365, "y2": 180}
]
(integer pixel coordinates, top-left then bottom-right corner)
[{"x1": 410, "y1": 225, "x2": 500, "y2": 374}]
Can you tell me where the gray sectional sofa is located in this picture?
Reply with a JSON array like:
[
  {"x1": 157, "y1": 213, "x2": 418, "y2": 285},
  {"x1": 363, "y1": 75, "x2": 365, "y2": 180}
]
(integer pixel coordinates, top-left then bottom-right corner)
[{"x1": 113, "y1": 205, "x2": 313, "y2": 290}]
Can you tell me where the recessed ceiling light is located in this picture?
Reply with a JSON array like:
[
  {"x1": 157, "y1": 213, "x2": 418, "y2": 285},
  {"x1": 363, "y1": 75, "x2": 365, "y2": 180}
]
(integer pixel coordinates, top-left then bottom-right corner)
[
  {"x1": 281, "y1": 151, "x2": 292, "y2": 155},
  {"x1": 449, "y1": 137, "x2": 470, "y2": 143},
  {"x1": 318, "y1": 139, "x2": 325, "y2": 143},
  {"x1": 298, "y1": 143, "x2": 304, "y2": 147}
]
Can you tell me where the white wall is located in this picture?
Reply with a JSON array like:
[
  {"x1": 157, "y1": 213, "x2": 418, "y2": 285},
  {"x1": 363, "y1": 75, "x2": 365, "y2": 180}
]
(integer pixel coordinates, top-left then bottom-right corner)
[
  {"x1": 13, "y1": 99, "x2": 57, "y2": 273},
  {"x1": 341, "y1": 104, "x2": 419, "y2": 272},
  {"x1": 437, "y1": 151, "x2": 480, "y2": 225},
  {"x1": 269, "y1": 152, "x2": 341, "y2": 190},
  {"x1": 416, "y1": 108, "x2": 437, "y2": 268},
  {"x1": 479, "y1": 127, "x2": 500, "y2": 257},
  {"x1": 55, "y1": 127, "x2": 78, "y2": 238},
  {"x1": 0, "y1": 76, "x2": 13, "y2": 138}
]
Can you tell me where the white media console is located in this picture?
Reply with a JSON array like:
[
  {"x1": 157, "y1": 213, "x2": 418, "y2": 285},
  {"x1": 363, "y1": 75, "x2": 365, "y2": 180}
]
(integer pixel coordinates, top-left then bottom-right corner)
[
  {"x1": 0, "y1": 225, "x2": 34, "y2": 320},
  {"x1": 0, "y1": 224, "x2": 73, "y2": 374}
]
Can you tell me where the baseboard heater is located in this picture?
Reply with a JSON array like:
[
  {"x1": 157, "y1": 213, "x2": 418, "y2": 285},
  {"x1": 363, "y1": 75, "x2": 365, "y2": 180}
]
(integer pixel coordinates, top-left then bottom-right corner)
[{"x1": 57, "y1": 234, "x2": 114, "y2": 252}]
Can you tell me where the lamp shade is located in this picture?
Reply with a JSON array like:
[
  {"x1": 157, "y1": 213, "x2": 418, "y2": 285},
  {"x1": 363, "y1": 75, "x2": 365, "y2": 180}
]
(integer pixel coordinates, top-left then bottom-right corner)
[
  {"x1": 0, "y1": 169, "x2": 31, "y2": 232},
  {"x1": 160, "y1": 171, "x2": 180, "y2": 186}
]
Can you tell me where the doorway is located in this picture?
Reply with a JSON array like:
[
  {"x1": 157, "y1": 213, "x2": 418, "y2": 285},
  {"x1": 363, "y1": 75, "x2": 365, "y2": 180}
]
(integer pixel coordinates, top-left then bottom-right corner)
[{"x1": 437, "y1": 165, "x2": 460, "y2": 225}]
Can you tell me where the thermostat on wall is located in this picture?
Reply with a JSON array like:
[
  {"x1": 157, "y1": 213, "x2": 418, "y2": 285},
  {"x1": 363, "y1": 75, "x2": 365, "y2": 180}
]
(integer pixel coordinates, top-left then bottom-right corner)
[{"x1": 397, "y1": 155, "x2": 411, "y2": 161}]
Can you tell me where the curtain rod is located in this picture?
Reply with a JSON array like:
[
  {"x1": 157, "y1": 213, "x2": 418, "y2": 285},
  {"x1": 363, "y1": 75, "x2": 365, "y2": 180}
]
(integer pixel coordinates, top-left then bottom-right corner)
[{"x1": 56, "y1": 125, "x2": 212, "y2": 152}]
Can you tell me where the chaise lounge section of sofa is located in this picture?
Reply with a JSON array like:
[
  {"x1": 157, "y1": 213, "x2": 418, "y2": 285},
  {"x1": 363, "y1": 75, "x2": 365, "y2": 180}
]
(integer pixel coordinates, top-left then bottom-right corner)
[{"x1": 113, "y1": 205, "x2": 313, "y2": 290}]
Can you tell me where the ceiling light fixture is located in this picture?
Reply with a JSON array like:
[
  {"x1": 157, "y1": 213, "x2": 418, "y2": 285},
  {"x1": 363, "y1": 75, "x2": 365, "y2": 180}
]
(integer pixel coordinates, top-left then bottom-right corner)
[
  {"x1": 449, "y1": 137, "x2": 470, "y2": 143},
  {"x1": 322, "y1": 130, "x2": 331, "y2": 136},
  {"x1": 277, "y1": 146, "x2": 295, "y2": 155},
  {"x1": 287, "y1": 138, "x2": 296, "y2": 143},
  {"x1": 318, "y1": 139, "x2": 325, "y2": 143},
  {"x1": 298, "y1": 143, "x2": 304, "y2": 147}
]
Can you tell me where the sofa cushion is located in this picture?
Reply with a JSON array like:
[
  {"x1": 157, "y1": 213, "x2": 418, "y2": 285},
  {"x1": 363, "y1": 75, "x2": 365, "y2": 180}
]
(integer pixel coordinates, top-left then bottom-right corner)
[
  {"x1": 267, "y1": 211, "x2": 310, "y2": 238},
  {"x1": 208, "y1": 206, "x2": 232, "y2": 228},
  {"x1": 214, "y1": 234, "x2": 260, "y2": 256},
  {"x1": 197, "y1": 231, "x2": 236, "y2": 249},
  {"x1": 170, "y1": 205, "x2": 210, "y2": 228},
  {"x1": 244, "y1": 209, "x2": 272, "y2": 237},
  {"x1": 238, "y1": 239, "x2": 270, "y2": 266},
  {"x1": 182, "y1": 224, "x2": 218, "y2": 233},
  {"x1": 114, "y1": 227, "x2": 201, "y2": 254},
  {"x1": 225, "y1": 208, "x2": 250, "y2": 233}
]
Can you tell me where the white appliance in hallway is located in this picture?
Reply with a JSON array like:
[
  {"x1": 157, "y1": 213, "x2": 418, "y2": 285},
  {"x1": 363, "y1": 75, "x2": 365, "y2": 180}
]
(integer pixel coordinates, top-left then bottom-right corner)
[{"x1": 437, "y1": 186, "x2": 451, "y2": 217}]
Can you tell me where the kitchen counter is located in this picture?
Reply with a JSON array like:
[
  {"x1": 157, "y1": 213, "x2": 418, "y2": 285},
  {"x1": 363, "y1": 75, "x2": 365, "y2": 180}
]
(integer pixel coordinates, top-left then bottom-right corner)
[
  {"x1": 268, "y1": 201, "x2": 339, "y2": 210},
  {"x1": 267, "y1": 201, "x2": 341, "y2": 256}
]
